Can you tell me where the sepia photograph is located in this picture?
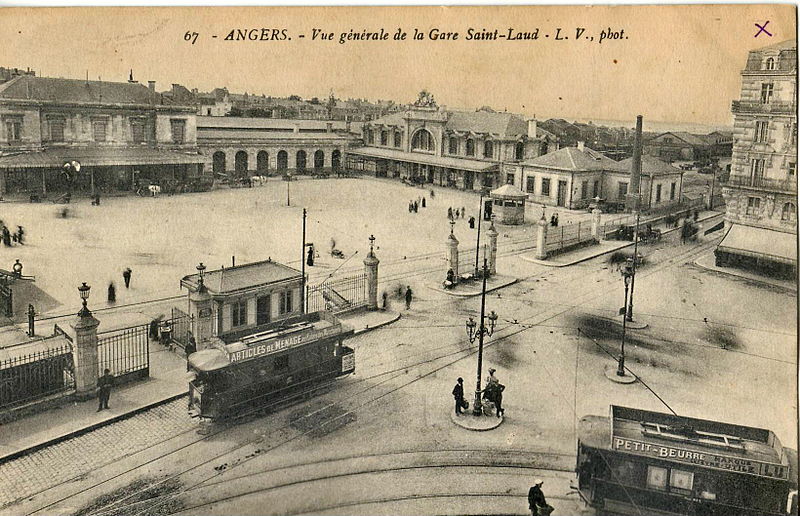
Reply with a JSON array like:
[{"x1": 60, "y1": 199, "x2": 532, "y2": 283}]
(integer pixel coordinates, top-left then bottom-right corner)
[{"x1": 0, "y1": 4, "x2": 796, "y2": 516}]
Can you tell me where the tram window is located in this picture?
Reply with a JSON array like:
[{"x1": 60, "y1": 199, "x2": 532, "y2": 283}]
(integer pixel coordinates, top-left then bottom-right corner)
[
  {"x1": 274, "y1": 355, "x2": 289, "y2": 371},
  {"x1": 647, "y1": 465, "x2": 668, "y2": 491},
  {"x1": 669, "y1": 469, "x2": 693, "y2": 493}
]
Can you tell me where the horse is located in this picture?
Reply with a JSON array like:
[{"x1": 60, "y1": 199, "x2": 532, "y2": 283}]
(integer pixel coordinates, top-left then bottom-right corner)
[{"x1": 148, "y1": 184, "x2": 161, "y2": 197}]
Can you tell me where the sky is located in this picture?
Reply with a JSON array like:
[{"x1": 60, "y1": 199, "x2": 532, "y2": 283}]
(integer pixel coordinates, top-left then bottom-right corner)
[{"x1": 0, "y1": 5, "x2": 795, "y2": 126}]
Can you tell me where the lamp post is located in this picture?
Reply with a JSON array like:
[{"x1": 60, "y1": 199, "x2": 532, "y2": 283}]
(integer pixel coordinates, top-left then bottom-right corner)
[
  {"x1": 627, "y1": 211, "x2": 640, "y2": 322},
  {"x1": 465, "y1": 258, "x2": 499, "y2": 416},
  {"x1": 286, "y1": 174, "x2": 291, "y2": 207},
  {"x1": 77, "y1": 282, "x2": 92, "y2": 317},
  {"x1": 617, "y1": 260, "x2": 634, "y2": 377},
  {"x1": 475, "y1": 188, "x2": 490, "y2": 277}
]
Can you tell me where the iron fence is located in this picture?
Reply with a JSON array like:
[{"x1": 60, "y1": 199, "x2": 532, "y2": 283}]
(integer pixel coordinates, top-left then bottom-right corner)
[
  {"x1": 307, "y1": 273, "x2": 368, "y2": 314},
  {"x1": 97, "y1": 323, "x2": 149, "y2": 379},
  {"x1": 169, "y1": 308, "x2": 192, "y2": 351},
  {"x1": 0, "y1": 281, "x2": 11, "y2": 318},
  {"x1": 0, "y1": 344, "x2": 74, "y2": 410},
  {"x1": 545, "y1": 221, "x2": 595, "y2": 253}
]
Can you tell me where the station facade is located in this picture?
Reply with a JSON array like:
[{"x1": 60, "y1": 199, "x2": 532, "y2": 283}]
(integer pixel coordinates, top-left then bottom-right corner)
[
  {"x1": 345, "y1": 91, "x2": 552, "y2": 191},
  {"x1": 195, "y1": 116, "x2": 361, "y2": 180}
]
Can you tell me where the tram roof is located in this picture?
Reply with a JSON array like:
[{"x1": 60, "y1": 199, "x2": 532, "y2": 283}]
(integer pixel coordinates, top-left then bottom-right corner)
[
  {"x1": 181, "y1": 259, "x2": 301, "y2": 295},
  {"x1": 578, "y1": 406, "x2": 790, "y2": 479}
]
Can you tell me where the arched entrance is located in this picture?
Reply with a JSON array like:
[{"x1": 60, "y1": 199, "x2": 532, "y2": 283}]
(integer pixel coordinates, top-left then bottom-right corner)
[
  {"x1": 257, "y1": 151, "x2": 269, "y2": 175},
  {"x1": 277, "y1": 150, "x2": 288, "y2": 171},
  {"x1": 212, "y1": 151, "x2": 226, "y2": 176},
  {"x1": 235, "y1": 151, "x2": 248, "y2": 176},
  {"x1": 296, "y1": 150, "x2": 307, "y2": 173},
  {"x1": 314, "y1": 150, "x2": 324, "y2": 172}
]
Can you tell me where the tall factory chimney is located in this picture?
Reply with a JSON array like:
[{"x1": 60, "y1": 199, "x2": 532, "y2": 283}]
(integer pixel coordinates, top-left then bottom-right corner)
[{"x1": 626, "y1": 115, "x2": 643, "y2": 212}]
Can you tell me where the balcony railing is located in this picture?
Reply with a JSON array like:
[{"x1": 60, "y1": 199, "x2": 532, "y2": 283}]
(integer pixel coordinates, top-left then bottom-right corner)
[
  {"x1": 723, "y1": 174, "x2": 797, "y2": 193},
  {"x1": 731, "y1": 100, "x2": 796, "y2": 114}
]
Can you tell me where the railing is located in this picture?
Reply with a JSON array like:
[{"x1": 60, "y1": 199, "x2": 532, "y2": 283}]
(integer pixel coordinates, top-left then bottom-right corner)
[
  {"x1": 0, "y1": 344, "x2": 74, "y2": 410},
  {"x1": 545, "y1": 221, "x2": 595, "y2": 253},
  {"x1": 731, "y1": 100, "x2": 796, "y2": 114},
  {"x1": 307, "y1": 273, "x2": 368, "y2": 314},
  {"x1": 723, "y1": 175, "x2": 797, "y2": 193},
  {"x1": 169, "y1": 308, "x2": 192, "y2": 351},
  {"x1": 96, "y1": 323, "x2": 150, "y2": 379}
]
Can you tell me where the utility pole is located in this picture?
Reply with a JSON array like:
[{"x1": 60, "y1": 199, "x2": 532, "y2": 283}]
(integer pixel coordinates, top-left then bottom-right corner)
[{"x1": 301, "y1": 208, "x2": 306, "y2": 313}]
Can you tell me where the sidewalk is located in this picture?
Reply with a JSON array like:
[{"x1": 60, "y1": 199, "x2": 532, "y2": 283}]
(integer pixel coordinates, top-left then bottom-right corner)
[
  {"x1": 0, "y1": 308, "x2": 400, "y2": 463},
  {"x1": 427, "y1": 273, "x2": 518, "y2": 297},
  {"x1": 694, "y1": 251, "x2": 797, "y2": 292}
]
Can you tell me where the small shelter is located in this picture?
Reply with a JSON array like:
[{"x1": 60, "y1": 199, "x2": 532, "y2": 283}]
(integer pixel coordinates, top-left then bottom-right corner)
[{"x1": 489, "y1": 183, "x2": 528, "y2": 224}]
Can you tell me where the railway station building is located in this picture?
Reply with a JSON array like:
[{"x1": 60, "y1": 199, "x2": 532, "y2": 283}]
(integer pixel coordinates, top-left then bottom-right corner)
[
  {"x1": 0, "y1": 74, "x2": 208, "y2": 197},
  {"x1": 345, "y1": 91, "x2": 553, "y2": 190}
]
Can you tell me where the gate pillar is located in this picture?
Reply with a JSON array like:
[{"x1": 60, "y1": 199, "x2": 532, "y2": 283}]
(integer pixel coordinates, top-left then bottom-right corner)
[
  {"x1": 363, "y1": 235, "x2": 380, "y2": 310},
  {"x1": 70, "y1": 293, "x2": 100, "y2": 400},
  {"x1": 591, "y1": 208, "x2": 603, "y2": 242}
]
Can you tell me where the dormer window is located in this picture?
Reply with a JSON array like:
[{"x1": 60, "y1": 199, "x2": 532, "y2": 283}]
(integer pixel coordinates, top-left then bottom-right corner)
[
  {"x1": 483, "y1": 140, "x2": 494, "y2": 158},
  {"x1": 765, "y1": 57, "x2": 775, "y2": 70}
]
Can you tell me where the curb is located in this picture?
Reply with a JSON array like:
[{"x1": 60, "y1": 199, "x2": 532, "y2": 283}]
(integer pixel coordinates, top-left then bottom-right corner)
[
  {"x1": 428, "y1": 277, "x2": 519, "y2": 297},
  {"x1": 351, "y1": 311, "x2": 402, "y2": 335},
  {"x1": 0, "y1": 391, "x2": 187, "y2": 465}
]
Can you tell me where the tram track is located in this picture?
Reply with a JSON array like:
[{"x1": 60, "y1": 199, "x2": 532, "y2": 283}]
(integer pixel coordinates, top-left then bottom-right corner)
[
  {"x1": 15, "y1": 234, "x2": 720, "y2": 516},
  {"x1": 80, "y1": 234, "x2": 722, "y2": 516}
]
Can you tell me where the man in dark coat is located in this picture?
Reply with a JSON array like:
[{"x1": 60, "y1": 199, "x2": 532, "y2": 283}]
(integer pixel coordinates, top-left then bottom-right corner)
[
  {"x1": 122, "y1": 267, "x2": 132, "y2": 289},
  {"x1": 528, "y1": 479, "x2": 550, "y2": 516},
  {"x1": 107, "y1": 282, "x2": 116, "y2": 303},
  {"x1": 404, "y1": 286, "x2": 413, "y2": 310},
  {"x1": 97, "y1": 369, "x2": 114, "y2": 411},
  {"x1": 452, "y1": 377, "x2": 466, "y2": 415},
  {"x1": 184, "y1": 334, "x2": 197, "y2": 372}
]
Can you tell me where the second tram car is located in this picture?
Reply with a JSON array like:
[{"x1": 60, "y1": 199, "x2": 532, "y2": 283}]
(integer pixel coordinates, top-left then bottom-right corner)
[
  {"x1": 188, "y1": 311, "x2": 355, "y2": 420},
  {"x1": 576, "y1": 406, "x2": 798, "y2": 516}
]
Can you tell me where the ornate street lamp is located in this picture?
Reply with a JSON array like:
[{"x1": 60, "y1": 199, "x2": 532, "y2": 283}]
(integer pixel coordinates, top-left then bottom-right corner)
[
  {"x1": 617, "y1": 259, "x2": 634, "y2": 377},
  {"x1": 196, "y1": 262, "x2": 207, "y2": 291},
  {"x1": 465, "y1": 258, "x2": 499, "y2": 416},
  {"x1": 77, "y1": 282, "x2": 92, "y2": 317}
]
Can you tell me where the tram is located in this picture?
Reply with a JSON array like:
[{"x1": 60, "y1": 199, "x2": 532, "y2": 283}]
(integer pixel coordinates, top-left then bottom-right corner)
[
  {"x1": 187, "y1": 310, "x2": 355, "y2": 420},
  {"x1": 576, "y1": 406, "x2": 798, "y2": 516}
]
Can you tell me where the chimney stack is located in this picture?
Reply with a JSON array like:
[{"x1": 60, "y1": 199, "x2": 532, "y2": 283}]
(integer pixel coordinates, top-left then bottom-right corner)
[
  {"x1": 527, "y1": 119, "x2": 538, "y2": 138},
  {"x1": 577, "y1": 141, "x2": 585, "y2": 152},
  {"x1": 626, "y1": 115, "x2": 644, "y2": 212},
  {"x1": 148, "y1": 80, "x2": 156, "y2": 92}
]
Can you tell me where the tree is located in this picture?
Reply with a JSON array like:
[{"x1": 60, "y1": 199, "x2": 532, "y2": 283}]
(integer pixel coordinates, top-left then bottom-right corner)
[
  {"x1": 288, "y1": 95, "x2": 302, "y2": 101},
  {"x1": 309, "y1": 97, "x2": 321, "y2": 105},
  {"x1": 227, "y1": 106, "x2": 243, "y2": 117}
]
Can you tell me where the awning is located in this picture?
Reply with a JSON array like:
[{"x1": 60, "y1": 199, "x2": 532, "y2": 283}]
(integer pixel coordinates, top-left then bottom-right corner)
[
  {"x1": 347, "y1": 147, "x2": 497, "y2": 172},
  {"x1": 0, "y1": 147, "x2": 206, "y2": 169},
  {"x1": 716, "y1": 224, "x2": 797, "y2": 265}
]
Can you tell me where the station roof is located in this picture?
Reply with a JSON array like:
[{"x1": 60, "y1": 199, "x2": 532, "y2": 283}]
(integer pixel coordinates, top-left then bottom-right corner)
[
  {"x1": 180, "y1": 259, "x2": 301, "y2": 296},
  {"x1": 614, "y1": 155, "x2": 685, "y2": 177},
  {"x1": 197, "y1": 116, "x2": 349, "y2": 131},
  {"x1": 0, "y1": 147, "x2": 206, "y2": 169},
  {"x1": 348, "y1": 147, "x2": 497, "y2": 172}
]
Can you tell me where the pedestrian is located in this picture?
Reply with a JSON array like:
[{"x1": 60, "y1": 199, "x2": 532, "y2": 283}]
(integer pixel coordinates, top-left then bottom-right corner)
[
  {"x1": 149, "y1": 318, "x2": 160, "y2": 340},
  {"x1": 2, "y1": 226, "x2": 11, "y2": 247},
  {"x1": 107, "y1": 282, "x2": 116, "y2": 303},
  {"x1": 184, "y1": 333, "x2": 197, "y2": 372},
  {"x1": 461, "y1": 207, "x2": 466, "y2": 219},
  {"x1": 455, "y1": 208, "x2": 460, "y2": 219},
  {"x1": 404, "y1": 286, "x2": 413, "y2": 310},
  {"x1": 306, "y1": 245, "x2": 315, "y2": 266},
  {"x1": 693, "y1": 210, "x2": 699, "y2": 222},
  {"x1": 430, "y1": 189, "x2": 435, "y2": 199},
  {"x1": 413, "y1": 201, "x2": 419, "y2": 212},
  {"x1": 528, "y1": 479, "x2": 552, "y2": 516},
  {"x1": 122, "y1": 267, "x2": 132, "y2": 289},
  {"x1": 486, "y1": 367, "x2": 499, "y2": 388},
  {"x1": 421, "y1": 197, "x2": 426, "y2": 208},
  {"x1": 96, "y1": 368, "x2": 114, "y2": 411},
  {"x1": 494, "y1": 383, "x2": 506, "y2": 418},
  {"x1": 382, "y1": 291, "x2": 389, "y2": 310},
  {"x1": 408, "y1": 201, "x2": 413, "y2": 213},
  {"x1": 469, "y1": 216, "x2": 475, "y2": 229},
  {"x1": 448, "y1": 207, "x2": 453, "y2": 220},
  {"x1": 16, "y1": 226, "x2": 24, "y2": 245},
  {"x1": 452, "y1": 377, "x2": 467, "y2": 415}
]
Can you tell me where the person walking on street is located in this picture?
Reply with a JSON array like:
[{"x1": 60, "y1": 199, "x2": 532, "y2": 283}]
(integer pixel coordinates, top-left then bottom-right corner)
[
  {"x1": 461, "y1": 207, "x2": 466, "y2": 219},
  {"x1": 452, "y1": 377, "x2": 467, "y2": 415},
  {"x1": 107, "y1": 282, "x2": 116, "y2": 303},
  {"x1": 122, "y1": 267, "x2": 132, "y2": 289},
  {"x1": 97, "y1": 369, "x2": 114, "y2": 411},
  {"x1": 455, "y1": 208, "x2": 460, "y2": 219},
  {"x1": 448, "y1": 207, "x2": 453, "y2": 220},
  {"x1": 421, "y1": 197, "x2": 426, "y2": 208},
  {"x1": 528, "y1": 479, "x2": 552, "y2": 516},
  {"x1": 404, "y1": 286, "x2": 413, "y2": 310},
  {"x1": 16, "y1": 226, "x2": 24, "y2": 245},
  {"x1": 184, "y1": 333, "x2": 197, "y2": 372}
]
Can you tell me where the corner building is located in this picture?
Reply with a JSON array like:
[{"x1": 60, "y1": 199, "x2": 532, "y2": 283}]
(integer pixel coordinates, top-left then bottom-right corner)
[{"x1": 719, "y1": 39, "x2": 797, "y2": 279}]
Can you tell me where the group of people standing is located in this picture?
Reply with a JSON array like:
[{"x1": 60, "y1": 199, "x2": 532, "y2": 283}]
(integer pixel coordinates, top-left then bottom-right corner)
[
  {"x1": 0, "y1": 220, "x2": 25, "y2": 247},
  {"x1": 107, "y1": 267, "x2": 133, "y2": 303},
  {"x1": 408, "y1": 196, "x2": 427, "y2": 213},
  {"x1": 447, "y1": 206, "x2": 467, "y2": 221},
  {"x1": 451, "y1": 367, "x2": 505, "y2": 418},
  {"x1": 549, "y1": 212, "x2": 560, "y2": 227}
]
